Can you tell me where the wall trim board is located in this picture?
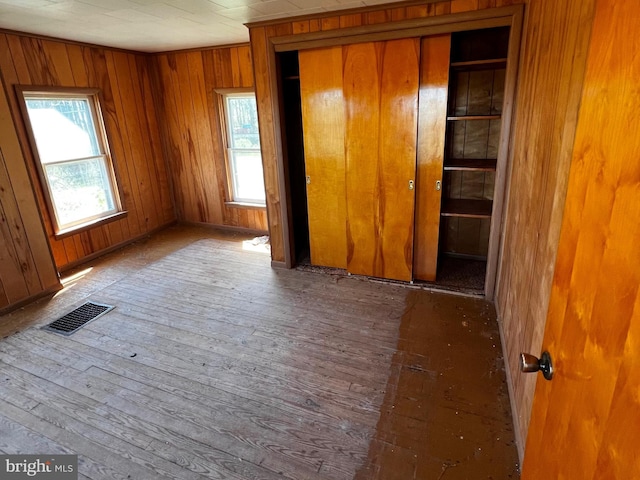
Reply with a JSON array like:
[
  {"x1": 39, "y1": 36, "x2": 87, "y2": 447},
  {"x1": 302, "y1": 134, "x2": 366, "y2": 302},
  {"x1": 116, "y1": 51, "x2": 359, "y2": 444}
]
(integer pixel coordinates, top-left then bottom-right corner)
[
  {"x1": 272, "y1": 6, "x2": 521, "y2": 52},
  {"x1": 0, "y1": 27, "x2": 252, "y2": 57},
  {"x1": 270, "y1": 260, "x2": 288, "y2": 269},
  {"x1": 58, "y1": 221, "x2": 176, "y2": 273},
  {"x1": 0, "y1": 27, "x2": 147, "y2": 56},
  {"x1": 179, "y1": 221, "x2": 268, "y2": 237},
  {"x1": 152, "y1": 42, "x2": 251, "y2": 56},
  {"x1": 0, "y1": 283, "x2": 62, "y2": 317},
  {"x1": 250, "y1": 26, "x2": 293, "y2": 267},
  {"x1": 483, "y1": 5, "x2": 524, "y2": 300},
  {"x1": 495, "y1": 302, "x2": 526, "y2": 464},
  {"x1": 246, "y1": 0, "x2": 443, "y2": 28}
]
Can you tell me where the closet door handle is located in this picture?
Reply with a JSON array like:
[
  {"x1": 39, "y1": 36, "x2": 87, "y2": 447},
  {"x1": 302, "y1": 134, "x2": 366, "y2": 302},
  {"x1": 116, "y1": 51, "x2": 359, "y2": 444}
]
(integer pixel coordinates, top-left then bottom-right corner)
[
  {"x1": 408, "y1": 180, "x2": 414, "y2": 190},
  {"x1": 435, "y1": 180, "x2": 442, "y2": 191}
]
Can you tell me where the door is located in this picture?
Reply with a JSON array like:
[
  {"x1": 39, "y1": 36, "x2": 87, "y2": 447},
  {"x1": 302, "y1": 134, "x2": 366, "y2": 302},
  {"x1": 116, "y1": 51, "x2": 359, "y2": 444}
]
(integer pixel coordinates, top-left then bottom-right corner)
[
  {"x1": 300, "y1": 38, "x2": 423, "y2": 281},
  {"x1": 523, "y1": 2, "x2": 640, "y2": 477},
  {"x1": 413, "y1": 34, "x2": 451, "y2": 281},
  {"x1": 299, "y1": 46, "x2": 347, "y2": 269},
  {"x1": 343, "y1": 38, "x2": 420, "y2": 281}
]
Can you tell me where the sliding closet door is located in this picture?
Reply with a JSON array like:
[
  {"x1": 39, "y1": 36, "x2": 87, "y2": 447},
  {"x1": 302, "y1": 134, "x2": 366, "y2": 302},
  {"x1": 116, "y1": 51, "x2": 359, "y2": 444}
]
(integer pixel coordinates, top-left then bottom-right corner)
[
  {"x1": 344, "y1": 39, "x2": 420, "y2": 281},
  {"x1": 299, "y1": 47, "x2": 346, "y2": 268},
  {"x1": 413, "y1": 34, "x2": 452, "y2": 281}
]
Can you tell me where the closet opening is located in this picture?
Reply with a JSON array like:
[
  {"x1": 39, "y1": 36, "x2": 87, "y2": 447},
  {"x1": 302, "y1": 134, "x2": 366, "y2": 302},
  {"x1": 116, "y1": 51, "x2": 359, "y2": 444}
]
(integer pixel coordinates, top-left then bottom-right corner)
[
  {"x1": 276, "y1": 50, "x2": 309, "y2": 266},
  {"x1": 271, "y1": 16, "x2": 521, "y2": 299},
  {"x1": 428, "y1": 26, "x2": 510, "y2": 295}
]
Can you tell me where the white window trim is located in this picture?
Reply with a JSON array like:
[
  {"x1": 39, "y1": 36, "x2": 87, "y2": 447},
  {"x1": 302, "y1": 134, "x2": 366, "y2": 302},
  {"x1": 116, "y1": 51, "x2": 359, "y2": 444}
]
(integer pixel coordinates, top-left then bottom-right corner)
[
  {"x1": 17, "y1": 87, "x2": 125, "y2": 237},
  {"x1": 216, "y1": 88, "x2": 266, "y2": 207}
]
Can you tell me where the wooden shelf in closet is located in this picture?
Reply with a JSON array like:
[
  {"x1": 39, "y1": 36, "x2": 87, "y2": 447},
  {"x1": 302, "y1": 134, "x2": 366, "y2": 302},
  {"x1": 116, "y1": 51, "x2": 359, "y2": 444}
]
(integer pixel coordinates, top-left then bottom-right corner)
[
  {"x1": 441, "y1": 199, "x2": 493, "y2": 219},
  {"x1": 444, "y1": 158, "x2": 497, "y2": 171},
  {"x1": 447, "y1": 114, "x2": 502, "y2": 121},
  {"x1": 450, "y1": 58, "x2": 507, "y2": 70}
]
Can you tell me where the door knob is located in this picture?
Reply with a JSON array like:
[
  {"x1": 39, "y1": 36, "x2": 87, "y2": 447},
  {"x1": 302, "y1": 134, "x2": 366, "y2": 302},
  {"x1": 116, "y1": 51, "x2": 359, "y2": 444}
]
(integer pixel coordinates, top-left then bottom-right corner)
[{"x1": 519, "y1": 351, "x2": 553, "y2": 381}]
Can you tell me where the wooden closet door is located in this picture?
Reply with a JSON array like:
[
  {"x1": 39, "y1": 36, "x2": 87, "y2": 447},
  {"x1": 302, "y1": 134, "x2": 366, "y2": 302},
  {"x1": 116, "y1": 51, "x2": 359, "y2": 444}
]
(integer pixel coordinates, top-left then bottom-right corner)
[
  {"x1": 299, "y1": 47, "x2": 346, "y2": 268},
  {"x1": 413, "y1": 34, "x2": 452, "y2": 281},
  {"x1": 343, "y1": 38, "x2": 420, "y2": 281}
]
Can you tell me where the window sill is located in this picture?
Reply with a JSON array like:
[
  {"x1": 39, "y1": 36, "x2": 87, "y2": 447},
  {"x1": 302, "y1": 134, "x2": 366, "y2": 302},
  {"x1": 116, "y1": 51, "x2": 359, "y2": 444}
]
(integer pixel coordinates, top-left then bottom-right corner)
[
  {"x1": 54, "y1": 211, "x2": 128, "y2": 240},
  {"x1": 225, "y1": 201, "x2": 267, "y2": 210}
]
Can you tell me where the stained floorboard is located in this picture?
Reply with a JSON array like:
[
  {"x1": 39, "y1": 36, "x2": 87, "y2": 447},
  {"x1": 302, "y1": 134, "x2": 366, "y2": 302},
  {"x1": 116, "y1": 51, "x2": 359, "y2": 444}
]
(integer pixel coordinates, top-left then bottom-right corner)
[{"x1": 0, "y1": 226, "x2": 519, "y2": 479}]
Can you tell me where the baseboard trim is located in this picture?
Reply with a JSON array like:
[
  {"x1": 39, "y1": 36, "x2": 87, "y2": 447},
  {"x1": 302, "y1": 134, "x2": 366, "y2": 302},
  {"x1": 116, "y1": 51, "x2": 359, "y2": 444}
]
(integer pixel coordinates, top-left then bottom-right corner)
[
  {"x1": 495, "y1": 303, "x2": 525, "y2": 465},
  {"x1": 0, "y1": 283, "x2": 63, "y2": 317},
  {"x1": 179, "y1": 221, "x2": 268, "y2": 238},
  {"x1": 59, "y1": 221, "x2": 177, "y2": 273},
  {"x1": 270, "y1": 260, "x2": 288, "y2": 269}
]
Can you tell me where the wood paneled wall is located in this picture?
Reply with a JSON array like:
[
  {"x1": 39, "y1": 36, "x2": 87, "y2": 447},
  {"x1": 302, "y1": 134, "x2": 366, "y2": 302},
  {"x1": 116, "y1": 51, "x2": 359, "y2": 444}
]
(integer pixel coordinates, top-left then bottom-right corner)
[
  {"x1": 495, "y1": 0, "x2": 596, "y2": 457},
  {"x1": 153, "y1": 46, "x2": 268, "y2": 232},
  {"x1": 0, "y1": 73, "x2": 60, "y2": 313},
  {"x1": 0, "y1": 32, "x2": 176, "y2": 271},
  {"x1": 248, "y1": 0, "x2": 523, "y2": 264}
]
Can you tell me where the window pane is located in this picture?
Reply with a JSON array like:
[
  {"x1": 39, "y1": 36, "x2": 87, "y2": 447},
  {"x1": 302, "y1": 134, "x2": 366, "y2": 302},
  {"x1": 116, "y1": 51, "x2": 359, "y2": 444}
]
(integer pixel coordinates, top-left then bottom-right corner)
[
  {"x1": 25, "y1": 98, "x2": 100, "y2": 163},
  {"x1": 44, "y1": 157, "x2": 116, "y2": 227},
  {"x1": 226, "y1": 96, "x2": 260, "y2": 149},
  {"x1": 230, "y1": 151, "x2": 265, "y2": 203}
]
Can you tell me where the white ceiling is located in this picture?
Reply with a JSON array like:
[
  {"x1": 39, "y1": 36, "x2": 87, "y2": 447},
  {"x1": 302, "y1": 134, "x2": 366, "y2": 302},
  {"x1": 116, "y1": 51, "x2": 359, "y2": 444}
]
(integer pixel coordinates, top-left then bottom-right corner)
[{"x1": 0, "y1": 0, "x2": 403, "y2": 52}]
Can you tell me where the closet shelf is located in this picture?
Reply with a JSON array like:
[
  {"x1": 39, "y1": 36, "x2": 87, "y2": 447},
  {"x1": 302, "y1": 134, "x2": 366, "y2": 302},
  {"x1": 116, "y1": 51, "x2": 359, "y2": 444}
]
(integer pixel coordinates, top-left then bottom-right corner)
[
  {"x1": 447, "y1": 114, "x2": 502, "y2": 121},
  {"x1": 441, "y1": 199, "x2": 493, "y2": 218},
  {"x1": 444, "y1": 158, "x2": 497, "y2": 171},
  {"x1": 450, "y1": 58, "x2": 507, "y2": 70}
]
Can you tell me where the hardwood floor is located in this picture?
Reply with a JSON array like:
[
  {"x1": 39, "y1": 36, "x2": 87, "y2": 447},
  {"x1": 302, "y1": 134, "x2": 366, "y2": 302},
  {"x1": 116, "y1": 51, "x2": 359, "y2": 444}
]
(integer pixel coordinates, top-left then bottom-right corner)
[{"x1": 0, "y1": 226, "x2": 519, "y2": 479}]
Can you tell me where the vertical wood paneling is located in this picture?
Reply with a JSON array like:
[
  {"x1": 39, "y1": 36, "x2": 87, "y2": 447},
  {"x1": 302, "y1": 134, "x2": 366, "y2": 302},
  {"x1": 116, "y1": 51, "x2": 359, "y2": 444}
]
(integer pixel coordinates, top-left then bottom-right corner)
[
  {"x1": 152, "y1": 44, "x2": 268, "y2": 232},
  {"x1": 252, "y1": 26, "x2": 286, "y2": 259},
  {"x1": 299, "y1": 47, "x2": 346, "y2": 269},
  {"x1": 413, "y1": 34, "x2": 451, "y2": 281},
  {"x1": 523, "y1": 1, "x2": 640, "y2": 476},
  {"x1": 495, "y1": 0, "x2": 596, "y2": 456},
  {"x1": 104, "y1": 50, "x2": 145, "y2": 238},
  {"x1": 344, "y1": 39, "x2": 420, "y2": 282},
  {"x1": 0, "y1": 72, "x2": 60, "y2": 312},
  {"x1": 0, "y1": 32, "x2": 175, "y2": 272},
  {"x1": 134, "y1": 55, "x2": 174, "y2": 225}
]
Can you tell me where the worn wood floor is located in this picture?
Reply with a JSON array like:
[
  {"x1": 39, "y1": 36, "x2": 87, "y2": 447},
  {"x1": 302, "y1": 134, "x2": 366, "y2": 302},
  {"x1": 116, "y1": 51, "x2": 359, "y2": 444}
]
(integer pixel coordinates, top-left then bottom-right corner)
[{"x1": 0, "y1": 226, "x2": 519, "y2": 479}]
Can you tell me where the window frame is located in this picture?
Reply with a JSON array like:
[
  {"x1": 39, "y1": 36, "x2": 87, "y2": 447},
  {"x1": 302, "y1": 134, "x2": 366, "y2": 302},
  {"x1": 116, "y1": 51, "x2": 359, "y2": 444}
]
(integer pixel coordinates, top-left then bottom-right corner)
[
  {"x1": 16, "y1": 86, "x2": 125, "y2": 237},
  {"x1": 215, "y1": 88, "x2": 266, "y2": 208}
]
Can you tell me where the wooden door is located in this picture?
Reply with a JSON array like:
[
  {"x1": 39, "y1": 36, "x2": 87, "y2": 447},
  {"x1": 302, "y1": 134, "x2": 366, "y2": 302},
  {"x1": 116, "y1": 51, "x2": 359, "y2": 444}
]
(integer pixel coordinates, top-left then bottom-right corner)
[
  {"x1": 343, "y1": 38, "x2": 420, "y2": 281},
  {"x1": 523, "y1": 2, "x2": 640, "y2": 477},
  {"x1": 299, "y1": 47, "x2": 347, "y2": 269},
  {"x1": 413, "y1": 34, "x2": 451, "y2": 281}
]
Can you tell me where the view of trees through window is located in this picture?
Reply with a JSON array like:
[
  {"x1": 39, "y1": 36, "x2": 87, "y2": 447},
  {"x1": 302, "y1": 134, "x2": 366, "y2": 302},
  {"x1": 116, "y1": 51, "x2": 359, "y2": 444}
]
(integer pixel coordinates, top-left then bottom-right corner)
[
  {"x1": 224, "y1": 93, "x2": 265, "y2": 204},
  {"x1": 23, "y1": 94, "x2": 118, "y2": 230}
]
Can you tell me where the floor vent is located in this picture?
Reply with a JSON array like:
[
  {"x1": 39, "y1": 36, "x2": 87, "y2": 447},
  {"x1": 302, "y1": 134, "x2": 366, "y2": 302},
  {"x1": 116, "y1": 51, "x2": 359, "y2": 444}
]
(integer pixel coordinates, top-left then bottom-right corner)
[{"x1": 43, "y1": 302, "x2": 114, "y2": 336}]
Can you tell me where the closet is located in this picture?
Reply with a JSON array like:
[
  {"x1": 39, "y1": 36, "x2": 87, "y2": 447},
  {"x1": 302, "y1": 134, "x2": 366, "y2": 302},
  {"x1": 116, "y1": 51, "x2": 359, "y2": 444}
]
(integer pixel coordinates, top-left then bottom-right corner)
[{"x1": 295, "y1": 27, "x2": 511, "y2": 292}]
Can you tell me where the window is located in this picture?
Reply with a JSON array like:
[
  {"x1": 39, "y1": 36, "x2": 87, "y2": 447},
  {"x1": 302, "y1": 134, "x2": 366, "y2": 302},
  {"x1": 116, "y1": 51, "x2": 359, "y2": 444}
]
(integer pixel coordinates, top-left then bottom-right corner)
[
  {"x1": 18, "y1": 88, "x2": 122, "y2": 235},
  {"x1": 218, "y1": 90, "x2": 265, "y2": 205}
]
